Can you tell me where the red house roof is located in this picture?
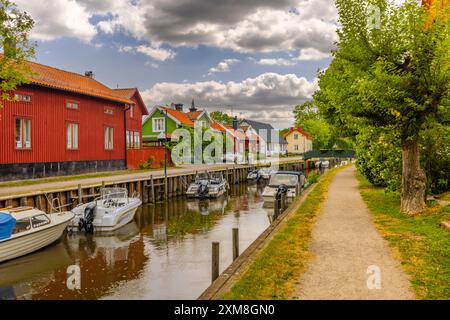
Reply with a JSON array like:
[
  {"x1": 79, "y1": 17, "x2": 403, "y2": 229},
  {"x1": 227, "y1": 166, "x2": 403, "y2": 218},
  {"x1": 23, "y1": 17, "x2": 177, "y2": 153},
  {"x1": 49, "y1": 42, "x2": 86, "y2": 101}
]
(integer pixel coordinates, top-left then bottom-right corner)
[
  {"x1": 7, "y1": 57, "x2": 146, "y2": 107},
  {"x1": 113, "y1": 87, "x2": 149, "y2": 115},
  {"x1": 284, "y1": 127, "x2": 314, "y2": 140},
  {"x1": 158, "y1": 106, "x2": 195, "y2": 126}
]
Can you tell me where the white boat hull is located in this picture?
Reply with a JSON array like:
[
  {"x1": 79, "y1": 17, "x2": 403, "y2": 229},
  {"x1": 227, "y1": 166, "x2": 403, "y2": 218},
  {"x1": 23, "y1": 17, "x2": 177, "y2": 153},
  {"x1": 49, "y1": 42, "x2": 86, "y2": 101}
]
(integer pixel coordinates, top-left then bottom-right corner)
[
  {"x1": 68, "y1": 199, "x2": 141, "y2": 232},
  {"x1": 0, "y1": 212, "x2": 74, "y2": 263}
]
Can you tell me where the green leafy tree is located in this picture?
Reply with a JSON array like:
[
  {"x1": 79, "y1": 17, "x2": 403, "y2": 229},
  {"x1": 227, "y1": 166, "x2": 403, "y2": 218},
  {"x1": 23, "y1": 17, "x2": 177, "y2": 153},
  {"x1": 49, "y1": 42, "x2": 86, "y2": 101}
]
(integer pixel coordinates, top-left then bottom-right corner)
[
  {"x1": 210, "y1": 111, "x2": 234, "y2": 126},
  {"x1": 294, "y1": 101, "x2": 354, "y2": 149},
  {"x1": 314, "y1": 0, "x2": 449, "y2": 215},
  {"x1": 0, "y1": 0, "x2": 35, "y2": 105}
]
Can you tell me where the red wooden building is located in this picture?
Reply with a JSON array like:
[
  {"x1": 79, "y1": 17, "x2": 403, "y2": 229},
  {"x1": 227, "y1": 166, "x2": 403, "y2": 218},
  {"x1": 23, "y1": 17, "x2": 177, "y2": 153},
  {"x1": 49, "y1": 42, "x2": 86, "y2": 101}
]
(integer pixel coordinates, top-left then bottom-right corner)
[{"x1": 0, "y1": 59, "x2": 148, "y2": 181}]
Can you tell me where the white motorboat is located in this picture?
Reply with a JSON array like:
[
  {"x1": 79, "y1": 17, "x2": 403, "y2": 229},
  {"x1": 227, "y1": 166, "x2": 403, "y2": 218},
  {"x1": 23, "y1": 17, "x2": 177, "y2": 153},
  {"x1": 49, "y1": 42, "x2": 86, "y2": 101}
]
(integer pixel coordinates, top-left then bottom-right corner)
[
  {"x1": 262, "y1": 171, "x2": 306, "y2": 203},
  {"x1": 259, "y1": 167, "x2": 275, "y2": 180},
  {"x1": 0, "y1": 207, "x2": 74, "y2": 263},
  {"x1": 186, "y1": 172, "x2": 228, "y2": 199},
  {"x1": 69, "y1": 188, "x2": 141, "y2": 233},
  {"x1": 315, "y1": 160, "x2": 330, "y2": 168},
  {"x1": 247, "y1": 169, "x2": 262, "y2": 182}
]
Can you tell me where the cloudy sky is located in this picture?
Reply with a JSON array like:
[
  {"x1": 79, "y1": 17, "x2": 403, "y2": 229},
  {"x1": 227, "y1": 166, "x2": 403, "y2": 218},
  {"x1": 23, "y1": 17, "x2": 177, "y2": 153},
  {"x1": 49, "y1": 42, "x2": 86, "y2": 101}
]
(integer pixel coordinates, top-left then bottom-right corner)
[{"x1": 16, "y1": 0, "x2": 339, "y2": 128}]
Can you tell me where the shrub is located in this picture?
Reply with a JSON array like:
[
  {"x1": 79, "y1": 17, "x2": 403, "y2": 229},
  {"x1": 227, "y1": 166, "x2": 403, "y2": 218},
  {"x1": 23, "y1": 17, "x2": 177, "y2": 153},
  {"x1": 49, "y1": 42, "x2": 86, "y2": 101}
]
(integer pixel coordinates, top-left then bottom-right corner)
[
  {"x1": 139, "y1": 156, "x2": 155, "y2": 170},
  {"x1": 307, "y1": 171, "x2": 320, "y2": 184}
]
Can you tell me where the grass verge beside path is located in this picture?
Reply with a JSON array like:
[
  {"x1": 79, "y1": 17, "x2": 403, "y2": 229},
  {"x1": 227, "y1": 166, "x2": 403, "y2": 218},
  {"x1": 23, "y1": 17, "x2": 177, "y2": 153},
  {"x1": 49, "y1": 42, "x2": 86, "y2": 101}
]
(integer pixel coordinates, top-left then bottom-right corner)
[
  {"x1": 221, "y1": 167, "x2": 342, "y2": 300},
  {"x1": 357, "y1": 173, "x2": 450, "y2": 300}
]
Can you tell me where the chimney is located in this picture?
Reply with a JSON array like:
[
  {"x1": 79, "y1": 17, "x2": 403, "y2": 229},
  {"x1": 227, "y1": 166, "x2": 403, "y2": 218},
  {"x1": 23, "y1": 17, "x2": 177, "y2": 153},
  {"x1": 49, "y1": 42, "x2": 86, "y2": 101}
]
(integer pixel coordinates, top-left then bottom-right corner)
[
  {"x1": 85, "y1": 71, "x2": 94, "y2": 78},
  {"x1": 232, "y1": 116, "x2": 239, "y2": 130},
  {"x1": 190, "y1": 98, "x2": 197, "y2": 112}
]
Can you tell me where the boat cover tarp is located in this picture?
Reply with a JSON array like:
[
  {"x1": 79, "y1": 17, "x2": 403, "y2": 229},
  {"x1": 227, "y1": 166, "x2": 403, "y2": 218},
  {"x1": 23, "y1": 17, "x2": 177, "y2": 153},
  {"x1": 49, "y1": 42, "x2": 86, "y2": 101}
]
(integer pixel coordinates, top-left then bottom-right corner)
[{"x1": 0, "y1": 212, "x2": 16, "y2": 240}]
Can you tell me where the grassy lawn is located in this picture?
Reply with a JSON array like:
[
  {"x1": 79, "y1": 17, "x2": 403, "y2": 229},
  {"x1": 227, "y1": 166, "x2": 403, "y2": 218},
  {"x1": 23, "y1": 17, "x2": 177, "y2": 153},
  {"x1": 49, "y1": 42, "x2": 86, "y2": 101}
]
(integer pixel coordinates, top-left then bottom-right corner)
[
  {"x1": 221, "y1": 167, "x2": 341, "y2": 300},
  {"x1": 357, "y1": 173, "x2": 450, "y2": 300}
]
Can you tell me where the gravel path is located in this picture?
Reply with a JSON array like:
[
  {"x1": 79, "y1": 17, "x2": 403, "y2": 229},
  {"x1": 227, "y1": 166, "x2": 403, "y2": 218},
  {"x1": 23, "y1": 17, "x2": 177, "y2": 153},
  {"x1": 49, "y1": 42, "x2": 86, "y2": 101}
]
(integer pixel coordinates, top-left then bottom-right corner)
[{"x1": 295, "y1": 166, "x2": 415, "y2": 300}]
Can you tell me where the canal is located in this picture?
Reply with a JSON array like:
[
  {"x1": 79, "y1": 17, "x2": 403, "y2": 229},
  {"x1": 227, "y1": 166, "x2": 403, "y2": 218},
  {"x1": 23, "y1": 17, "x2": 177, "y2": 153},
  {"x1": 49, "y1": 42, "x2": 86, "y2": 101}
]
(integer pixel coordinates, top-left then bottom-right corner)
[{"x1": 0, "y1": 182, "x2": 274, "y2": 300}]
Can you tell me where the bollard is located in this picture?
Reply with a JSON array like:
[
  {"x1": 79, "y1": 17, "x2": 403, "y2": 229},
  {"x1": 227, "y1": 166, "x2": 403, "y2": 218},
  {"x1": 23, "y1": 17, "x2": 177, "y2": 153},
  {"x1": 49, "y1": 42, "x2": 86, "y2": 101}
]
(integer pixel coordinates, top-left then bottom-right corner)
[
  {"x1": 212, "y1": 242, "x2": 220, "y2": 283},
  {"x1": 281, "y1": 192, "x2": 287, "y2": 212},
  {"x1": 274, "y1": 197, "x2": 280, "y2": 219},
  {"x1": 232, "y1": 228, "x2": 239, "y2": 261}
]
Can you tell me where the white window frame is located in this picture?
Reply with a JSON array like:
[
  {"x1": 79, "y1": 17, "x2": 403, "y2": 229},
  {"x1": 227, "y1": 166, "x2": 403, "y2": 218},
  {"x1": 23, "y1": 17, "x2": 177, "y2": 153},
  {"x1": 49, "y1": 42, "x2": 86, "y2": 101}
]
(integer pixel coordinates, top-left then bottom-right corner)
[
  {"x1": 15, "y1": 93, "x2": 31, "y2": 102},
  {"x1": 294, "y1": 145, "x2": 299, "y2": 151},
  {"x1": 66, "y1": 123, "x2": 79, "y2": 150},
  {"x1": 15, "y1": 118, "x2": 31, "y2": 149},
  {"x1": 134, "y1": 132, "x2": 140, "y2": 148},
  {"x1": 130, "y1": 105, "x2": 135, "y2": 119},
  {"x1": 105, "y1": 127, "x2": 114, "y2": 150},
  {"x1": 153, "y1": 117, "x2": 165, "y2": 133},
  {"x1": 294, "y1": 134, "x2": 299, "y2": 140},
  {"x1": 66, "y1": 101, "x2": 79, "y2": 110}
]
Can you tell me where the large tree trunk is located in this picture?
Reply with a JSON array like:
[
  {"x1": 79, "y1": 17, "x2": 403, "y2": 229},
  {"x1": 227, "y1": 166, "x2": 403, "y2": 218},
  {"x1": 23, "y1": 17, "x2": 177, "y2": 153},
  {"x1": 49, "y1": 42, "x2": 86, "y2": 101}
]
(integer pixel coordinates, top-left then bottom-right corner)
[{"x1": 400, "y1": 138, "x2": 427, "y2": 215}]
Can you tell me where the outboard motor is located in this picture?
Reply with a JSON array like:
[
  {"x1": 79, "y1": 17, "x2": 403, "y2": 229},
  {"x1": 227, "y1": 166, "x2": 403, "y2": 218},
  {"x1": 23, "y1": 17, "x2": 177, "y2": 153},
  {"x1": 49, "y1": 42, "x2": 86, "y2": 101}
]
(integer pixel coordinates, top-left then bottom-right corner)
[
  {"x1": 79, "y1": 202, "x2": 97, "y2": 234},
  {"x1": 197, "y1": 181, "x2": 209, "y2": 199},
  {"x1": 276, "y1": 184, "x2": 288, "y2": 199}
]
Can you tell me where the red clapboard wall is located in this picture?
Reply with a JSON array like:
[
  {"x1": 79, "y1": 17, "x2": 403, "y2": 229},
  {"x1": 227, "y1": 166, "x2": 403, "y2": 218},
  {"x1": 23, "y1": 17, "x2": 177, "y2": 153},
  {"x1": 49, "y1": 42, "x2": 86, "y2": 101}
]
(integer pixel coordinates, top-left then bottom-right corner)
[{"x1": 0, "y1": 84, "x2": 126, "y2": 164}]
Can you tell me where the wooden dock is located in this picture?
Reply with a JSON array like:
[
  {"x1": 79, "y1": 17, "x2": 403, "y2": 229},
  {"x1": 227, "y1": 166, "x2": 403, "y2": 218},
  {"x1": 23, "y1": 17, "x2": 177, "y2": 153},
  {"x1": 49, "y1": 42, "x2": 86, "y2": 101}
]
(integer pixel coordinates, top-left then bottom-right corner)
[{"x1": 0, "y1": 159, "x2": 334, "y2": 213}]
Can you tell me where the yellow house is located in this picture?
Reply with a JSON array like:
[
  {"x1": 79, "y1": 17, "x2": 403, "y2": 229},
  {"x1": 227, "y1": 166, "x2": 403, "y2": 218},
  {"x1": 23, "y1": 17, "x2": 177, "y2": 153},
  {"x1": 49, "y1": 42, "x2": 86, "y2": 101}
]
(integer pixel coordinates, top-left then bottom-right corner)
[{"x1": 284, "y1": 128, "x2": 314, "y2": 154}]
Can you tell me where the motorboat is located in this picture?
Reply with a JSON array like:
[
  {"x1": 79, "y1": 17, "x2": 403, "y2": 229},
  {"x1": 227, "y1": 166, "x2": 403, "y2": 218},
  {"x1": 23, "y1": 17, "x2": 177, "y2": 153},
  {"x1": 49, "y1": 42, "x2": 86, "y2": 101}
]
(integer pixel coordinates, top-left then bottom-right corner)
[
  {"x1": 262, "y1": 171, "x2": 306, "y2": 203},
  {"x1": 0, "y1": 207, "x2": 74, "y2": 263},
  {"x1": 315, "y1": 160, "x2": 330, "y2": 168},
  {"x1": 69, "y1": 188, "x2": 141, "y2": 233},
  {"x1": 186, "y1": 172, "x2": 228, "y2": 199},
  {"x1": 259, "y1": 167, "x2": 275, "y2": 180},
  {"x1": 247, "y1": 169, "x2": 262, "y2": 182}
]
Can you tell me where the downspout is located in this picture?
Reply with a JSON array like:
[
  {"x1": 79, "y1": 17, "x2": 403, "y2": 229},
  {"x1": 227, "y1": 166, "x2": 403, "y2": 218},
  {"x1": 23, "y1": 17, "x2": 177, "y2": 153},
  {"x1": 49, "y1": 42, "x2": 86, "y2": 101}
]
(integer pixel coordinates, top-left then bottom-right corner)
[{"x1": 124, "y1": 104, "x2": 131, "y2": 169}]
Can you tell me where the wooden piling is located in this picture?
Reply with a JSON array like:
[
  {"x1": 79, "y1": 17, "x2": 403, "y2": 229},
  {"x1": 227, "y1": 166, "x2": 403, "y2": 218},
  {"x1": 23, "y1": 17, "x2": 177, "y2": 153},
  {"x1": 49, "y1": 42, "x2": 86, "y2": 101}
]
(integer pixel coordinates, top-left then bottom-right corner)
[
  {"x1": 212, "y1": 242, "x2": 220, "y2": 283},
  {"x1": 77, "y1": 184, "x2": 82, "y2": 205},
  {"x1": 150, "y1": 175, "x2": 155, "y2": 204},
  {"x1": 232, "y1": 228, "x2": 239, "y2": 261}
]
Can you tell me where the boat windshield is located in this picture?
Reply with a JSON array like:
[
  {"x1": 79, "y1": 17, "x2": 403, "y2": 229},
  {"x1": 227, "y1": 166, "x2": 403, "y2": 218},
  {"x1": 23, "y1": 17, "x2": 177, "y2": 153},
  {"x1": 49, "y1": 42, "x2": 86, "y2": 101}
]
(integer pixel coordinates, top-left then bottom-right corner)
[
  {"x1": 269, "y1": 174, "x2": 298, "y2": 187},
  {"x1": 210, "y1": 173, "x2": 223, "y2": 184},
  {"x1": 195, "y1": 173, "x2": 210, "y2": 183},
  {"x1": 100, "y1": 188, "x2": 128, "y2": 200}
]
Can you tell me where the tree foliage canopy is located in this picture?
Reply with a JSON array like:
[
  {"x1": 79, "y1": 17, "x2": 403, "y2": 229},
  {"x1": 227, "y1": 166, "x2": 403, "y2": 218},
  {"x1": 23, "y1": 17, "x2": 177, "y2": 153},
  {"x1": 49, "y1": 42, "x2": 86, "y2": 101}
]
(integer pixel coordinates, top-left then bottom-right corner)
[
  {"x1": 0, "y1": 0, "x2": 35, "y2": 105},
  {"x1": 312, "y1": 0, "x2": 449, "y2": 212}
]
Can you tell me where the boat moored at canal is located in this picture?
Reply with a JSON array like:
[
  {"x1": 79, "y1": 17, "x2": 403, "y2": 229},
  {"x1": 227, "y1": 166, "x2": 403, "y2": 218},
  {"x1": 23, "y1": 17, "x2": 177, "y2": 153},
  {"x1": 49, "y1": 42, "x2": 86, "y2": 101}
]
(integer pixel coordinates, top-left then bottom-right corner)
[
  {"x1": 262, "y1": 171, "x2": 306, "y2": 203},
  {"x1": 186, "y1": 172, "x2": 228, "y2": 199},
  {"x1": 69, "y1": 188, "x2": 141, "y2": 233},
  {"x1": 0, "y1": 207, "x2": 74, "y2": 263}
]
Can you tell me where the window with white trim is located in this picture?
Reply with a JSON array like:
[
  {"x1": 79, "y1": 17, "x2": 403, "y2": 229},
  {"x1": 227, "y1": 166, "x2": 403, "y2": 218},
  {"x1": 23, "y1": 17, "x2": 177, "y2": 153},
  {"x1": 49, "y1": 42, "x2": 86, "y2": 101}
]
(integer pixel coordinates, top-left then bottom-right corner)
[
  {"x1": 105, "y1": 127, "x2": 114, "y2": 150},
  {"x1": 134, "y1": 132, "x2": 140, "y2": 148},
  {"x1": 66, "y1": 123, "x2": 79, "y2": 150},
  {"x1": 294, "y1": 134, "x2": 299, "y2": 140},
  {"x1": 126, "y1": 130, "x2": 131, "y2": 148},
  {"x1": 104, "y1": 107, "x2": 114, "y2": 115},
  {"x1": 15, "y1": 93, "x2": 31, "y2": 102},
  {"x1": 66, "y1": 101, "x2": 79, "y2": 110},
  {"x1": 294, "y1": 145, "x2": 299, "y2": 151},
  {"x1": 153, "y1": 118, "x2": 165, "y2": 132},
  {"x1": 15, "y1": 118, "x2": 31, "y2": 149}
]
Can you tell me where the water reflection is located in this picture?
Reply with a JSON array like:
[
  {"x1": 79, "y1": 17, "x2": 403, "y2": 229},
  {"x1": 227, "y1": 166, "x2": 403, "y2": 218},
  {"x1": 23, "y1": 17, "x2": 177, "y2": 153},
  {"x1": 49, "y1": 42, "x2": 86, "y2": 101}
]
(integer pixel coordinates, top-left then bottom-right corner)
[{"x1": 0, "y1": 182, "x2": 272, "y2": 300}]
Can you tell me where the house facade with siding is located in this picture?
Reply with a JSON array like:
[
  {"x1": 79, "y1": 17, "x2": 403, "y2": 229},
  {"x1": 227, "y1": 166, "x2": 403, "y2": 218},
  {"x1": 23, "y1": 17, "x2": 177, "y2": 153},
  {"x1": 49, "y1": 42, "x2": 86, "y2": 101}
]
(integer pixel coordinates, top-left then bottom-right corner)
[
  {"x1": 0, "y1": 59, "x2": 148, "y2": 181},
  {"x1": 284, "y1": 127, "x2": 314, "y2": 155}
]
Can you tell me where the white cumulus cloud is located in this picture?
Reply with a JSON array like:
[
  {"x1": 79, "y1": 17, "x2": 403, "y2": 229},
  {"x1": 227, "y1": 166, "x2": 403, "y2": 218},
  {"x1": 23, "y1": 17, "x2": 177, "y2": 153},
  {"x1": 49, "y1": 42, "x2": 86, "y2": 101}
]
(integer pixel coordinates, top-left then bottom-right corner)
[
  {"x1": 142, "y1": 72, "x2": 317, "y2": 126},
  {"x1": 208, "y1": 59, "x2": 240, "y2": 75}
]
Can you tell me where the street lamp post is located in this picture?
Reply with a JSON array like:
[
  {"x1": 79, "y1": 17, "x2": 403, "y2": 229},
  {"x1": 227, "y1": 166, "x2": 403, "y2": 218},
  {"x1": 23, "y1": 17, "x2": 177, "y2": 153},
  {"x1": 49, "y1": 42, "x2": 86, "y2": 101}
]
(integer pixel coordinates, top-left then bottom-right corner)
[{"x1": 164, "y1": 108, "x2": 168, "y2": 201}]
